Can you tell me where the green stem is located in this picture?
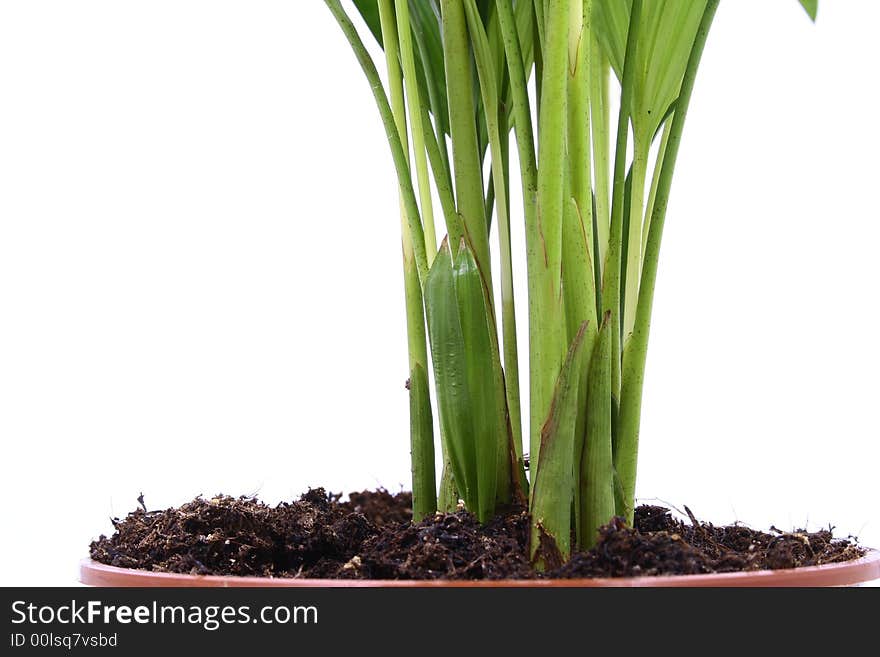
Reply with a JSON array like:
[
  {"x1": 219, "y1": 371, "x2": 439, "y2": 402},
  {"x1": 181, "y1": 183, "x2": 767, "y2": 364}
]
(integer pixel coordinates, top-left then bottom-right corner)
[
  {"x1": 622, "y1": 131, "x2": 649, "y2": 342},
  {"x1": 532, "y1": 0, "x2": 546, "y2": 55},
  {"x1": 420, "y1": 105, "x2": 463, "y2": 241},
  {"x1": 485, "y1": 167, "x2": 496, "y2": 231},
  {"x1": 495, "y1": 140, "x2": 523, "y2": 486},
  {"x1": 378, "y1": 1, "x2": 407, "y2": 154},
  {"x1": 563, "y1": 0, "x2": 598, "y2": 541},
  {"x1": 642, "y1": 119, "x2": 671, "y2": 261},
  {"x1": 497, "y1": 0, "x2": 537, "y2": 478},
  {"x1": 591, "y1": 36, "x2": 611, "y2": 281},
  {"x1": 441, "y1": 0, "x2": 492, "y2": 283},
  {"x1": 462, "y1": 0, "x2": 523, "y2": 502},
  {"x1": 404, "y1": 268, "x2": 437, "y2": 521},
  {"x1": 616, "y1": 0, "x2": 720, "y2": 524},
  {"x1": 379, "y1": 0, "x2": 437, "y2": 520},
  {"x1": 497, "y1": 131, "x2": 524, "y2": 473},
  {"x1": 601, "y1": 0, "x2": 642, "y2": 421},
  {"x1": 497, "y1": 0, "x2": 537, "y2": 190},
  {"x1": 530, "y1": 0, "x2": 570, "y2": 476},
  {"x1": 562, "y1": 0, "x2": 597, "y2": 340},
  {"x1": 567, "y1": 0, "x2": 594, "y2": 298},
  {"x1": 395, "y1": 0, "x2": 438, "y2": 262},
  {"x1": 324, "y1": 0, "x2": 428, "y2": 281}
]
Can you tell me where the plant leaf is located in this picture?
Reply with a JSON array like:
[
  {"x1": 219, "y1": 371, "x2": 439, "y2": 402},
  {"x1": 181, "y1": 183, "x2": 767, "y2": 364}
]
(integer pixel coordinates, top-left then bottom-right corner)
[
  {"x1": 578, "y1": 311, "x2": 615, "y2": 549},
  {"x1": 425, "y1": 237, "x2": 512, "y2": 522},
  {"x1": 634, "y1": 0, "x2": 707, "y2": 140},
  {"x1": 530, "y1": 322, "x2": 590, "y2": 567},
  {"x1": 438, "y1": 458, "x2": 459, "y2": 513},
  {"x1": 424, "y1": 239, "x2": 478, "y2": 514},
  {"x1": 798, "y1": 0, "x2": 818, "y2": 21},
  {"x1": 353, "y1": 0, "x2": 383, "y2": 43},
  {"x1": 592, "y1": 0, "x2": 631, "y2": 78},
  {"x1": 451, "y1": 239, "x2": 508, "y2": 521},
  {"x1": 593, "y1": 0, "x2": 707, "y2": 141}
]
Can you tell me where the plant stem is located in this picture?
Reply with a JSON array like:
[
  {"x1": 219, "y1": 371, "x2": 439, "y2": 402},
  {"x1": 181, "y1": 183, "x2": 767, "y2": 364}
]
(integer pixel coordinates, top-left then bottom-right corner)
[
  {"x1": 642, "y1": 119, "x2": 671, "y2": 261},
  {"x1": 462, "y1": 0, "x2": 524, "y2": 474},
  {"x1": 562, "y1": 0, "x2": 610, "y2": 540},
  {"x1": 406, "y1": 303, "x2": 437, "y2": 520},
  {"x1": 532, "y1": 0, "x2": 546, "y2": 55},
  {"x1": 324, "y1": 0, "x2": 428, "y2": 281},
  {"x1": 591, "y1": 36, "x2": 611, "y2": 281},
  {"x1": 409, "y1": 5, "x2": 452, "y2": 183},
  {"x1": 497, "y1": 163, "x2": 524, "y2": 485},
  {"x1": 497, "y1": 0, "x2": 538, "y2": 200},
  {"x1": 395, "y1": 0, "x2": 437, "y2": 262},
  {"x1": 567, "y1": 0, "x2": 595, "y2": 304},
  {"x1": 622, "y1": 131, "x2": 649, "y2": 342},
  {"x1": 497, "y1": 0, "x2": 537, "y2": 480},
  {"x1": 462, "y1": 0, "x2": 522, "y2": 508},
  {"x1": 563, "y1": 0, "x2": 598, "y2": 542},
  {"x1": 441, "y1": 0, "x2": 492, "y2": 283},
  {"x1": 379, "y1": 0, "x2": 437, "y2": 519},
  {"x1": 601, "y1": 0, "x2": 642, "y2": 419},
  {"x1": 616, "y1": 0, "x2": 720, "y2": 524},
  {"x1": 420, "y1": 105, "x2": 463, "y2": 241},
  {"x1": 377, "y1": 1, "x2": 406, "y2": 147},
  {"x1": 530, "y1": 0, "x2": 570, "y2": 476}
]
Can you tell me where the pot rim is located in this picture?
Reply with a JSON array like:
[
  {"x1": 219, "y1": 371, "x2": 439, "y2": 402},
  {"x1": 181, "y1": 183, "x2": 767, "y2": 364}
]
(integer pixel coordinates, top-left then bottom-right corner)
[{"x1": 80, "y1": 549, "x2": 880, "y2": 587}]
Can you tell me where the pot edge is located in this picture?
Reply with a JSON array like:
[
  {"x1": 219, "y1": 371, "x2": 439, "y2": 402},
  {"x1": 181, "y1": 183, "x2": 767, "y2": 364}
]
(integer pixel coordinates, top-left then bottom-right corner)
[{"x1": 80, "y1": 549, "x2": 880, "y2": 588}]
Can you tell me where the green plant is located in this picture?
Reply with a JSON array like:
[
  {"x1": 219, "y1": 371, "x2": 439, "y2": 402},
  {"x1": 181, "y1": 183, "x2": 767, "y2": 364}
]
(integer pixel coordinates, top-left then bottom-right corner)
[{"x1": 325, "y1": 0, "x2": 818, "y2": 566}]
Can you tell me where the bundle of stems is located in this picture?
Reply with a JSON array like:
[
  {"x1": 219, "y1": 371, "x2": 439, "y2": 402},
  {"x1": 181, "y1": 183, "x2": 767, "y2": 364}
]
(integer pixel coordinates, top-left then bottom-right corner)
[{"x1": 325, "y1": 0, "x2": 817, "y2": 565}]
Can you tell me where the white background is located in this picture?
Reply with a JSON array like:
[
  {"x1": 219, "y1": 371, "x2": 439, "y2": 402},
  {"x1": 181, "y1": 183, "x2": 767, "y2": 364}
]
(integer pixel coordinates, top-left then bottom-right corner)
[{"x1": 1, "y1": 1, "x2": 877, "y2": 586}]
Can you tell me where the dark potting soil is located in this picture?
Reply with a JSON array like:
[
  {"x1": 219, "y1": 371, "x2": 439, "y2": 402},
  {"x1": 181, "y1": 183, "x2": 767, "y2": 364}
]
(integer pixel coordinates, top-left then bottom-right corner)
[{"x1": 89, "y1": 489, "x2": 865, "y2": 580}]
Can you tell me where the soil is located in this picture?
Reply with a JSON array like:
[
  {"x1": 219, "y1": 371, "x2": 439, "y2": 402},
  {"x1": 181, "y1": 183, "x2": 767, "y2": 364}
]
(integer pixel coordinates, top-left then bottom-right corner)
[{"x1": 90, "y1": 489, "x2": 865, "y2": 580}]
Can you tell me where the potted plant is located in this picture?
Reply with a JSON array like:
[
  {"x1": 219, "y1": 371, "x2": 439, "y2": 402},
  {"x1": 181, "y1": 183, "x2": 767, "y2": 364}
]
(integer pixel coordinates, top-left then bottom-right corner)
[{"x1": 82, "y1": 0, "x2": 879, "y2": 587}]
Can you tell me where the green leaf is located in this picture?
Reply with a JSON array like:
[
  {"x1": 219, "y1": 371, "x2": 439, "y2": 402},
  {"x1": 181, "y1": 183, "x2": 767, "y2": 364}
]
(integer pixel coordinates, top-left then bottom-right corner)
[
  {"x1": 530, "y1": 322, "x2": 590, "y2": 567},
  {"x1": 798, "y1": 0, "x2": 818, "y2": 21},
  {"x1": 438, "y1": 458, "x2": 459, "y2": 513},
  {"x1": 578, "y1": 311, "x2": 615, "y2": 549},
  {"x1": 593, "y1": 0, "x2": 707, "y2": 141},
  {"x1": 353, "y1": 0, "x2": 383, "y2": 43},
  {"x1": 425, "y1": 238, "x2": 512, "y2": 522},
  {"x1": 592, "y1": 0, "x2": 631, "y2": 78},
  {"x1": 633, "y1": 0, "x2": 708, "y2": 140},
  {"x1": 451, "y1": 239, "x2": 507, "y2": 521},
  {"x1": 424, "y1": 240, "x2": 479, "y2": 514},
  {"x1": 596, "y1": 0, "x2": 817, "y2": 140}
]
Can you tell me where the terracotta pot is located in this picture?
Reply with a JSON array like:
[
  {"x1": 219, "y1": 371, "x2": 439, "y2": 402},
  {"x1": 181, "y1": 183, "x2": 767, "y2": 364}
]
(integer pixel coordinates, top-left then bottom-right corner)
[{"x1": 81, "y1": 550, "x2": 880, "y2": 587}]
